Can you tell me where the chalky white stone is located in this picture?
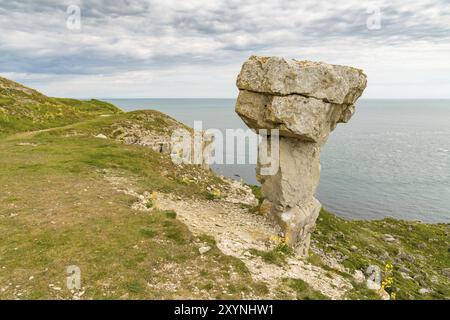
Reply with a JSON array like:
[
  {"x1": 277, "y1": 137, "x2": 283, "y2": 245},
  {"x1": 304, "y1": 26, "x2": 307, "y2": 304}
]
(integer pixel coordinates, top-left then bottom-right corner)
[{"x1": 235, "y1": 55, "x2": 367, "y2": 255}]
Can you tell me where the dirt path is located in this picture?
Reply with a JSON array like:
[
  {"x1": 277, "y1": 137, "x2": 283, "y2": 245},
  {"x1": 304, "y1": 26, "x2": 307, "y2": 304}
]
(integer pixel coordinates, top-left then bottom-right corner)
[
  {"x1": 104, "y1": 170, "x2": 352, "y2": 299},
  {"x1": 3, "y1": 117, "x2": 108, "y2": 141},
  {"x1": 5, "y1": 120, "x2": 354, "y2": 299},
  {"x1": 4, "y1": 124, "x2": 73, "y2": 141},
  {"x1": 157, "y1": 194, "x2": 352, "y2": 299}
]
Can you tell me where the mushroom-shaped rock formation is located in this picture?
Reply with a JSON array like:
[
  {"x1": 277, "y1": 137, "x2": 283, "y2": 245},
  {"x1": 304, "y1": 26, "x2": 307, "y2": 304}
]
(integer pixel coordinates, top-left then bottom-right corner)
[{"x1": 235, "y1": 55, "x2": 367, "y2": 255}]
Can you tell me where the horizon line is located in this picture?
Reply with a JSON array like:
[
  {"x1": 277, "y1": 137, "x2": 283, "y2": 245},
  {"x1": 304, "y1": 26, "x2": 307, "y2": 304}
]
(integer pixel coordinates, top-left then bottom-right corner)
[{"x1": 78, "y1": 97, "x2": 450, "y2": 101}]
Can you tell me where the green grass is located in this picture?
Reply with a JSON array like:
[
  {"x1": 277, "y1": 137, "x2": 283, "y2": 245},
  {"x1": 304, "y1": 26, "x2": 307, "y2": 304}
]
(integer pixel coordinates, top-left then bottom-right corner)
[
  {"x1": 0, "y1": 76, "x2": 122, "y2": 136},
  {"x1": 246, "y1": 186, "x2": 449, "y2": 300},
  {"x1": 0, "y1": 76, "x2": 272, "y2": 298},
  {"x1": 1, "y1": 76, "x2": 448, "y2": 300},
  {"x1": 0, "y1": 99, "x2": 121, "y2": 136},
  {"x1": 312, "y1": 209, "x2": 450, "y2": 300},
  {"x1": 165, "y1": 210, "x2": 177, "y2": 219},
  {"x1": 41, "y1": 109, "x2": 191, "y2": 139},
  {"x1": 282, "y1": 278, "x2": 330, "y2": 300},
  {"x1": 249, "y1": 243, "x2": 294, "y2": 266},
  {"x1": 0, "y1": 133, "x2": 269, "y2": 299},
  {"x1": 54, "y1": 98, "x2": 122, "y2": 114},
  {"x1": 2, "y1": 132, "x2": 222, "y2": 200}
]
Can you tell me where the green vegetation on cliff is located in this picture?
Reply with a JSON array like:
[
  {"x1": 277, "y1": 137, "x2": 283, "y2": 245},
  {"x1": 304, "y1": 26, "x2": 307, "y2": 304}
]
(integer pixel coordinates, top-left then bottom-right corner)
[
  {"x1": 313, "y1": 210, "x2": 449, "y2": 300},
  {"x1": 0, "y1": 77, "x2": 448, "y2": 300},
  {"x1": 0, "y1": 77, "x2": 122, "y2": 136},
  {"x1": 246, "y1": 187, "x2": 450, "y2": 299},
  {"x1": 0, "y1": 123, "x2": 267, "y2": 299}
]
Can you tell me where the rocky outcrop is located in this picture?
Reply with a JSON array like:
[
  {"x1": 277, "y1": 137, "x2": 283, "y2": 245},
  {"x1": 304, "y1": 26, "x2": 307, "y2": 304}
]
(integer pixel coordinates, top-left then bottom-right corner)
[
  {"x1": 111, "y1": 122, "x2": 174, "y2": 154},
  {"x1": 236, "y1": 55, "x2": 367, "y2": 255},
  {"x1": 97, "y1": 111, "x2": 214, "y2": 170}
]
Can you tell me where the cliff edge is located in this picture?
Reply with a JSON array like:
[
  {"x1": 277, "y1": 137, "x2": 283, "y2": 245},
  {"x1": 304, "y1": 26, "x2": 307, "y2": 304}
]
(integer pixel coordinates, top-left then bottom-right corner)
[{"x1": 0, "y1": 76, "x2": 448, "y2": 300}]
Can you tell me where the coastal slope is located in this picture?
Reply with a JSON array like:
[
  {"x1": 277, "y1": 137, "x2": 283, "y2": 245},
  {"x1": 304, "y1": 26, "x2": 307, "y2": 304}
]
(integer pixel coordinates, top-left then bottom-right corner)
[{"x1": 0, "y1": 77, "x2": 448, "y2": 300}]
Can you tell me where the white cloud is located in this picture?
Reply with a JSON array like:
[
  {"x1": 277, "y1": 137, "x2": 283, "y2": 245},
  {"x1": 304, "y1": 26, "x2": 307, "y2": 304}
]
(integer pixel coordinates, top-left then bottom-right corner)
[{"x1": 0, "y1": 0, "x2": 449, "y2": 98}]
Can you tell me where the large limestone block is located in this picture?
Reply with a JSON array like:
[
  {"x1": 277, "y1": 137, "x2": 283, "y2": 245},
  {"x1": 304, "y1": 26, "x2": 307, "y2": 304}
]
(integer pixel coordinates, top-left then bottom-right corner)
[
  {"x1": 278, "y1": 198, "x2": 322, "y2": 255},
  {"x1": 236, "y1": 90, "x2": 355, "y2": 143},
  {"x1": 235, "y1": 55, "x2": 367, "y2": 256},
  {"x1": 259, "y1": 196, "x2": 321, "y2": 256},
  {"x1": 257, "y1": 137, "x2": 321, "y2": 207},
  {"x1": 237, "y1": 55, "x2": 367, "y2": 105}
]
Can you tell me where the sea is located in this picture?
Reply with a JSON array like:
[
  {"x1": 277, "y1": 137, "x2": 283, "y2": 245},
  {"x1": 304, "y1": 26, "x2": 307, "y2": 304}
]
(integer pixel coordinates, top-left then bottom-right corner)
[{"x1": 104, "y1": 98, "x2": 450, "y2": 223}]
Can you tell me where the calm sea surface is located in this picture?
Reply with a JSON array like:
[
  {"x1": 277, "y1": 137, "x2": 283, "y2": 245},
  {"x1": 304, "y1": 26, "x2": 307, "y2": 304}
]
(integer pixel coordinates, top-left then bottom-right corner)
[{"x1": 104, "y1": 98, "x2": 450, "y2": 223}]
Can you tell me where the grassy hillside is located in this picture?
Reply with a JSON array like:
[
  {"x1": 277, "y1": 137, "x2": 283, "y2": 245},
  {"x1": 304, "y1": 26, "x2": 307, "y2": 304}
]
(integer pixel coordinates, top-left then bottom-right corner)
[
  {"x1": 0, "y1": 78, "x2": 268, "y2": 299},
  {"x1": 0, "y1": 77, "x2": 122, "y2": 136},
  {"x1": 312, "y1": 210, "x2": 449, "y2": 300},
  {"x1": 0, "y1": 77, "x2": 448, "y2": 300},
  {"x1": 0, "y1": 122, "x2": 269, "y2": 299}
]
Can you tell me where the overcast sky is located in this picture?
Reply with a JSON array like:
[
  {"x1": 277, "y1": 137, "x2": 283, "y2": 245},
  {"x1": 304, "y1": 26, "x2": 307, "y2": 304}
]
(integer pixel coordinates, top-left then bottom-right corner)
[{"x1": 0, "y1": 0, "x2": 449, "y2": 98}]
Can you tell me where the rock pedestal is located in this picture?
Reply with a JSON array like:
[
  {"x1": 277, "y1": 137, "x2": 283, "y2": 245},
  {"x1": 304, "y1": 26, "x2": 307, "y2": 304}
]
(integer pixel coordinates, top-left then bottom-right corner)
[{"x1": 235, "y1": 56, "x2": 367, "y2": 255}]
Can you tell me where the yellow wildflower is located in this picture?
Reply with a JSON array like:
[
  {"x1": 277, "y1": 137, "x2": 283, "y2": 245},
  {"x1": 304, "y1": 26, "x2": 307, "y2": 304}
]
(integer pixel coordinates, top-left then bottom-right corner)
[{"x1": 151, "y1": 191, "x2": 159, "y2": 210}]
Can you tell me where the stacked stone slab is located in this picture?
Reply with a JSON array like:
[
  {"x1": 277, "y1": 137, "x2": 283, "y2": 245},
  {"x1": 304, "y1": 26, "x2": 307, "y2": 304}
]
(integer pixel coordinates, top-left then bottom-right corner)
[{"x1": 235, "y1": 56, "x2": 367, "y2": 255}]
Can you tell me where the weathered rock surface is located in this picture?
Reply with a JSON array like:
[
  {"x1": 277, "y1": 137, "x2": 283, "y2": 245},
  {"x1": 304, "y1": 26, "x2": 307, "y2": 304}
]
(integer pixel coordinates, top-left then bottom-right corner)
[
  {"x1": 100, "y1": 112, "x2": 214, "y2": 169},
  {"x1": 236, "y1": 90, "x2": 355, "y2": 142},
  {"x1": 237, "y1": 56, "x2": 367, "y2": 105},
  {"x1": 235, "y1": 55, "x2": 367, "y2": 255}
]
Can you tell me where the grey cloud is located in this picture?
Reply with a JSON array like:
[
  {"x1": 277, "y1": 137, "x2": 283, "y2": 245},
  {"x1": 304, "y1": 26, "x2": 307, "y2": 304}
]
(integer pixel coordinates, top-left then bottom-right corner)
[{"x1": 0, "y1": 0, "x2": 449, "y2": 76}]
